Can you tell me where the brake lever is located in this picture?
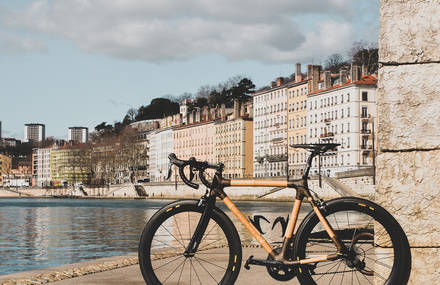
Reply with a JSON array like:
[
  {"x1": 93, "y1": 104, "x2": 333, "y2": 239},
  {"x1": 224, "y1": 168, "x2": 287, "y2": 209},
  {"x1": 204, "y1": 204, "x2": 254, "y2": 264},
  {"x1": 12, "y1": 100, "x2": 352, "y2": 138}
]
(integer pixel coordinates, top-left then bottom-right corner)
[
  {"x1": 189, "y1": 165, "x2": 195, "y2": 181},
  {"x1": 166, "y1": 161, "x2": 173, "y2": 180}
]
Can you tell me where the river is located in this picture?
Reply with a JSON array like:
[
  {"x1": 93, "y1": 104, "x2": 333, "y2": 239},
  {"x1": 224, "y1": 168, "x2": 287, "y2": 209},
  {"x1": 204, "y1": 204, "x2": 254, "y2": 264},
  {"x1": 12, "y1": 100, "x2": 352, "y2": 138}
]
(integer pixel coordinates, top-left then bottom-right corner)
[{"x1": 0, "y1": 198, "x2": 312, "y2": 276}]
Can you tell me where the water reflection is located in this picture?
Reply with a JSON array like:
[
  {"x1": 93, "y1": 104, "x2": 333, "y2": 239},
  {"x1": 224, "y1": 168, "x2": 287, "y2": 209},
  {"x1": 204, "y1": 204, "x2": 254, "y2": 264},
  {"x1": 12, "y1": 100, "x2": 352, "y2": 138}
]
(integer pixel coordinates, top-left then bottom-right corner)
[{"x1": 0, "y1": 198, "x2": 304, "y2": 275}]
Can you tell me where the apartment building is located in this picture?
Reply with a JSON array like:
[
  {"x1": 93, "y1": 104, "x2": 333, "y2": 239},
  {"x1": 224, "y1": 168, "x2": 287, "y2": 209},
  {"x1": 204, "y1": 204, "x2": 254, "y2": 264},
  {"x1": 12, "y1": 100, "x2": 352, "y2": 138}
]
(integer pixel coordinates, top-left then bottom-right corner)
[
  {"x1": 68, "y1": 127, "x2": 88, "y2": 143},
  {"x1": 149, "y1": 128, "x2": 174, "y2": 182},
  {"x1": 307, "y1": 72, "x2": 377, "y2": 176},
  {"x1": 24, "y1": 123, "x2": 45, "y2": 143},
  {"x1": 50, "y1": 145, "x2": 91, "y2": 185},
  {"x1": 173, "y1": 120, "x2": 216, "y2": 163},
  {"x1": 0, "y1": 154, "x2": 12, "y2": 186},
  {"x1": 253, "y1": 77, "x2": 289, "y2": 177},
  {"x1": 32, "y1": 146, "x2": 55, "y2": 187},
  {"x1": 287, "y1": 63, "x2": 309, "y2": 178},
  {"x1": 215, "y1": 100, "x2": 253, "y2": 178}
]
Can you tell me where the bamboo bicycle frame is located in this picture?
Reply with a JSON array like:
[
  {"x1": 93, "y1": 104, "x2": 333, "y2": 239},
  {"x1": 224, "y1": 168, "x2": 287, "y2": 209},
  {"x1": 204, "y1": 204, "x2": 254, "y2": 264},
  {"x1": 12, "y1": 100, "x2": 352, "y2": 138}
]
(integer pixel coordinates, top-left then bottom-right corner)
[{"x1": 211, "y1": 177, "x2": 342, "y2": 265}]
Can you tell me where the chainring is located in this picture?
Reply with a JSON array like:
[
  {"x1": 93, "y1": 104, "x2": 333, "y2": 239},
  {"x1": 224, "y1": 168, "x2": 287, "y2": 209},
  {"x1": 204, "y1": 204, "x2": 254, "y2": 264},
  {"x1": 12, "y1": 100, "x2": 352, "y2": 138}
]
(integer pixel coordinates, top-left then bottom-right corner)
[{"x1": 266, "y1": 247, "x2": 297, "y2": 281}]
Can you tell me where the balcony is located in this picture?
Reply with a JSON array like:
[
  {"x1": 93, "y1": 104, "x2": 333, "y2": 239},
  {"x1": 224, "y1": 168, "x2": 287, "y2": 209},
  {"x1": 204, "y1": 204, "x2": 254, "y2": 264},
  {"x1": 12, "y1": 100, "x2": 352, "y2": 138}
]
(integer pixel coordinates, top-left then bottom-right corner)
[
  {"x1": 320, "y1": 132, "x2": 334, "y2": 138},
  {"x1": 361, "y1": 113, "x2": 371, "y2": 119},
  {"x1": 361, "y1": 145, "x2": 373, "y2": 150},
  {"x1": 271, "y1": 137, "x2": 284, "y2": 143},
  {"x1": 324, "y1": 118, "x2": 332, "y2": 123},
  {"x1": 266, "y1": 154, "x2": 288, "y2": 162}
]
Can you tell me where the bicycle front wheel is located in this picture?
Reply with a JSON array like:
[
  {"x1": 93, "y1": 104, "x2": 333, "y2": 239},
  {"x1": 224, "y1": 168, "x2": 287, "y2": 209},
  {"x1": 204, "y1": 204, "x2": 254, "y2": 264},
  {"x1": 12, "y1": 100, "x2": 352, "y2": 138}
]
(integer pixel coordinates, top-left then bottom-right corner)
[
  {"x1": 294, "y1": 197, "x2": 411, "y2": 285},
  {"x1": 139, "y1": 200, "x2": 242, "y2": 285}
]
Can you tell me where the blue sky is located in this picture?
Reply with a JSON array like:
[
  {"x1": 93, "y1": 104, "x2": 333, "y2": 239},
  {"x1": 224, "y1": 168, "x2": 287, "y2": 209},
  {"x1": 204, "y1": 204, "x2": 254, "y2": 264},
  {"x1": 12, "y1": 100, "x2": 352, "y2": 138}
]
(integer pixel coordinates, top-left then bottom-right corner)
[{"x1": 0, "y1": 0, "x2": 379, "y2": 140}]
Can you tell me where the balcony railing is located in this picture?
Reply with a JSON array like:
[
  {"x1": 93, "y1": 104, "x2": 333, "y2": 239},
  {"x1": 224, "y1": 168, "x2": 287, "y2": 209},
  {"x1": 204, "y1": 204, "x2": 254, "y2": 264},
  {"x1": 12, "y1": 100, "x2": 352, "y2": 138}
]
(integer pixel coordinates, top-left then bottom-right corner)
[
  {"x1": 266, "y1": 154, "x2": 288, "y2": 162},
  {"x1": 320, "y1": 132, "x2": 334, "y2": 138},
  {"x1": 324, "y1": 118, "x2": 332, "y2": 123},
  {"x1": 361, "y1": 114, "x2": 371, "y2": 119},
  {"x1": 361, "y1": 145, "x2": 373, "y2": 150},
  {"x1": 361, "y1": 129, "x2": 371, "y2": 134}
]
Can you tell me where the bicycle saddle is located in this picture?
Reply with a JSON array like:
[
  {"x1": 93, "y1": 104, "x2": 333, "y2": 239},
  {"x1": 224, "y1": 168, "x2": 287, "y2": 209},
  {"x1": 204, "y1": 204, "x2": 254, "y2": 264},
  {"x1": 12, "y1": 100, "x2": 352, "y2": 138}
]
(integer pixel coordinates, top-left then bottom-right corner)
[{"x1": 290, "y1": 143, "x2": 340, "y2": 154}]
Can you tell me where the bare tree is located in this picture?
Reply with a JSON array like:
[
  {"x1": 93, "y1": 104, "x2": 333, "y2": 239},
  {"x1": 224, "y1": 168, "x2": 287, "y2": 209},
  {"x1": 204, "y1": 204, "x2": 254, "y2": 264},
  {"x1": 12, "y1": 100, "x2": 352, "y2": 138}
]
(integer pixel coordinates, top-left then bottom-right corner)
[
  {"x1": 349, "y1": 41, "x2": 379, "y2": 74},
  {"x1": 325, "y1": 53, "x2": 348, "y2": 73}
]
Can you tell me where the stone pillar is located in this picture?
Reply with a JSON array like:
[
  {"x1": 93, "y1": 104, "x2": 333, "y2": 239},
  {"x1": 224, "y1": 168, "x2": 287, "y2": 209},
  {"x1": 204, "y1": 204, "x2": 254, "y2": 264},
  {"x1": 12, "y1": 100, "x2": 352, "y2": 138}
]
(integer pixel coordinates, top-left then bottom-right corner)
[{"x1": 378, "y1": 0, "x2": 440, "y2": 283}]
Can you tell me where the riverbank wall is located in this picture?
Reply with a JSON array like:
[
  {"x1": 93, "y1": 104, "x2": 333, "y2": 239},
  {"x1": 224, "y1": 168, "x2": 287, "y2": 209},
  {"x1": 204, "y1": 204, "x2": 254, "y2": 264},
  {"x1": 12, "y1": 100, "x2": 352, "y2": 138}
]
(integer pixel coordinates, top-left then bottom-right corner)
[{"x1": 0, "y1": 171, "x2": 374, "y2": 201}]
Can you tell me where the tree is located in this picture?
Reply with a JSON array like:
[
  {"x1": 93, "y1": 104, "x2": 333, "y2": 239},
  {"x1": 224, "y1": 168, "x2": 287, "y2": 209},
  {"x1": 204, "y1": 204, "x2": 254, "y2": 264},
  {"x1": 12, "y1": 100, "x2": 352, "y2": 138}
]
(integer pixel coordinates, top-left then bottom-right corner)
[
  {"x1": 349, "y1": 41, "x2": 379, "y2": 74},
  {"x1": 135, "y1": 98, "x2": 180, "y2": 121},
  {"x1": 325, "y1": 53, "x2": 348, "y2": 73},
  {"x1": 230, "y1": 78, "x2": 255, "y2": 102}
]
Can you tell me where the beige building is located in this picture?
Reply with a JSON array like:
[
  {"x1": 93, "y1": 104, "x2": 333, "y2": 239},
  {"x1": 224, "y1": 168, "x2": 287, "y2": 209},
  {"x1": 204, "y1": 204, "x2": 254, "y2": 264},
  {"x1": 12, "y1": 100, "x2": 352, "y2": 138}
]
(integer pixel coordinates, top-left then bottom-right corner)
[
  {"x1": 287, "y1": 63, "x2": 309, "y2": 178},
  {"x1": 215, "y1": 101, "x2": 253, "y2": 178},
  {"x1": 173, "y1": 120, "x2": 216, "y2": 163},
  {"x1": 0, "y1": 154, "x2": 12, "y2": 186}
]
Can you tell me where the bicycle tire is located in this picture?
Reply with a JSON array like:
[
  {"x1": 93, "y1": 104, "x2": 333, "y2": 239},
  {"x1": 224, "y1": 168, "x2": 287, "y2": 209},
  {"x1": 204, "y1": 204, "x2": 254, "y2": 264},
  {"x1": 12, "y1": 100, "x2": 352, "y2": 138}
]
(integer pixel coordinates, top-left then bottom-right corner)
[
  {"x1": 293, "y1": 197, "x2": 411, "y2": 285},
  {"x1": 139, "y1": 200, "x2": 242, "y2": 285}
]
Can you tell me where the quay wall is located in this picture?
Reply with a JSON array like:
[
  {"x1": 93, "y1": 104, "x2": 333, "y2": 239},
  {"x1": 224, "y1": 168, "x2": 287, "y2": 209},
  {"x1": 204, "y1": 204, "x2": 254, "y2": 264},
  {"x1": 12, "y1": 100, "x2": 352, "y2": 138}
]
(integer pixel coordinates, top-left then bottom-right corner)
[{"x1": 0, "y1": 175, "x2": 374, "y2": 201}]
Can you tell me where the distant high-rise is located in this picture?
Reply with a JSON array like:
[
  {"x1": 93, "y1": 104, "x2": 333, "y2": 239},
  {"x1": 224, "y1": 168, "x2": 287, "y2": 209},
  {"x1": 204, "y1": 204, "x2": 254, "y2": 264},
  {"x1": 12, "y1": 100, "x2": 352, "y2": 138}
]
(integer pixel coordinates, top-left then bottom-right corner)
[
  {"x1": 68, "y1": 127, "x2": 88, "y2": 143},
  {"x1": 24, "y1": 123, "x2": 45, "y2": 143}
]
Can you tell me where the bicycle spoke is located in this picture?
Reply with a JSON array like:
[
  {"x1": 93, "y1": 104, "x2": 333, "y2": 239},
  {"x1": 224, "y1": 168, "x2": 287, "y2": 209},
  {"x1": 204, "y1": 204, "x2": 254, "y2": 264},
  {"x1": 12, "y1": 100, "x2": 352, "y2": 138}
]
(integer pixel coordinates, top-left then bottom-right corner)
[
  {"x1": 174, "y1": 214, "x2": 187, "y2": 248},
  {"x1": 162, "y1": 258, "x2": 186, "y2": 284},
  {"x1": 160, "y1": 224, "x2": 187, "y2": 249},
  {"x1": 194, "y1": 256, "x2": 227, "y2": 270},
  {"x1": 194, "y1": 255, "x2": 219, "y2": 284},
  {"x1": 153, "y1": 255, "x2": 184, "y2": 271},
  {"x1": 176, "y1": 259, "x2": 187, "y2": 285},
  {"x1": 190, "y1": 258, "x2": 203, "y2": 285}
]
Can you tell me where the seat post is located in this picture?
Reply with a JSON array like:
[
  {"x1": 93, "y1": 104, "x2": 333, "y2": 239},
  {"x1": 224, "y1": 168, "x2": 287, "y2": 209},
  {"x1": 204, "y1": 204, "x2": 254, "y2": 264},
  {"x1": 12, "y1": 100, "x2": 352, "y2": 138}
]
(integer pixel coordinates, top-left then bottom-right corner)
[{"x1": 302, "y1": 151, "x2": 318, "y2": 180}]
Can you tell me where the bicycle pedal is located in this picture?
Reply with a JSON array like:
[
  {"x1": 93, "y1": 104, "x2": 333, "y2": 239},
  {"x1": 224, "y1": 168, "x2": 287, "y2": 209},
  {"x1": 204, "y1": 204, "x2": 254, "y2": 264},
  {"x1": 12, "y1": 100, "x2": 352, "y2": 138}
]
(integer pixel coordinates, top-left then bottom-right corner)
[{"x1": 244, "y1": 255, "x2": 254, "y2": 270}]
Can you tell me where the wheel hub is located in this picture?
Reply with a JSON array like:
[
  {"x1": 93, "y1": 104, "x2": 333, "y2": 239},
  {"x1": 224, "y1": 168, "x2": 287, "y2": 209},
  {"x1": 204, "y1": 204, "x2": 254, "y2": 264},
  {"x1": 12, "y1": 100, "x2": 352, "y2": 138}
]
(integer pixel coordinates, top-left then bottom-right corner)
[{"x1": 344, "y1": 232, "x2": 374, "y2": 276}]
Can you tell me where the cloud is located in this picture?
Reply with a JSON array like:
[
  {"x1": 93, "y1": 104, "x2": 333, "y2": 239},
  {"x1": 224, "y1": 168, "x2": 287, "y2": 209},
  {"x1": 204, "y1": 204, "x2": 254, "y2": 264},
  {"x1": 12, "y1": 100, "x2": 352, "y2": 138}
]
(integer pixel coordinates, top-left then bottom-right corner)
[
  {"x1": 0, "y1": 30, "x2": 47, "y2": 54},
  {"x1": 0, "y1": 0, "x2": 375, "y2": 63}
]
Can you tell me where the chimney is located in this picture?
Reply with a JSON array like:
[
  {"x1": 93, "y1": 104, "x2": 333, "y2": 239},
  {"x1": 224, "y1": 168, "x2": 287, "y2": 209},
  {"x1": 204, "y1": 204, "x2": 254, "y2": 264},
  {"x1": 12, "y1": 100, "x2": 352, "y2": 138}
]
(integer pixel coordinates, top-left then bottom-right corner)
[
  {"x1": 221, "y1": 104, "x2": 226, "y2": 121},
  {"x1": 240, "y1": 101, "x2": 245, "y2": 117},
  {"x1": 202, "y1": 106, "x2": 209, "y2": 121},
  {"x1": 295, "y1": 63, "x2": 302, "y2": 82},
  {"x1": 270, "y1": 81, "x2": 276, "y2": 88},
  {"x1": 233, "y1": 99, "x2": 239, "y2": 119},
  {"x1": 339, "y1": 69, "x2": 348, "y2": 84},
  {"x1": 307, "y1": 64, "x2": 313, "y2": 80},
  {"x1": 276, "y1": 77, "x2": 284, "y2": 87},
  {"x1": 195, "y1": 109, "x2": 201, "y2": 123},
  {"x1": 351, "y1": 64, "x2": 360, "y2": 82},
  {"x1": 310, "y1": 65, "x2": 321, "y2": 93},
  {"x1": 324, "y1": 71, "x2": 331, "y2": 89},
  {"x1": 361, "y1": 65, "x2": 368, "y2": 77}
]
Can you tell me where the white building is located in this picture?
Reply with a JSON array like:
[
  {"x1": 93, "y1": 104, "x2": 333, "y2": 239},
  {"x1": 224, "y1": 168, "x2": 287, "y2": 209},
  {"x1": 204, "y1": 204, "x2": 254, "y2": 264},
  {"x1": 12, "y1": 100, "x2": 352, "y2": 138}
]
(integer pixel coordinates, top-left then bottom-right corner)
[
  {"x1": 68, "y1": 127, "x2": 88, "y2": 143},
  {"x1": 253, "y1": 77, "x2": 289, "y2": 177},
  {"x1": 180, "y1": 99, "x2": 193, "y2": 125},
  {"x1": 307, "y1": 74, "x2": 377, "y2": 176},
  {"x1": 32, "y1": 146, "x2": 55, "y2": 187},
  {"x1": 24, "y1": 123, "x2": 45, "y2": 143},
  {"x1": 149, "y1": 128, "x2": 174, "y2": 182}
]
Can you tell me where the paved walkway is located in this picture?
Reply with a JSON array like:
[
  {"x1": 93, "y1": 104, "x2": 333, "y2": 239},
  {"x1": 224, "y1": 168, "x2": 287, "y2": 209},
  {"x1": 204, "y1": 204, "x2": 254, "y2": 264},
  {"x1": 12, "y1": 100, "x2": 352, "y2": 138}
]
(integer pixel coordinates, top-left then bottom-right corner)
[
  {"x1": 49, "y1": 249, "x2": 298, "y2": 285},
  {"x1": 0, "y1": 249, "x2": 300, "y2": 285},
  {"x1": 0, "y1": 248, "x2": 376, "y2": 284}
]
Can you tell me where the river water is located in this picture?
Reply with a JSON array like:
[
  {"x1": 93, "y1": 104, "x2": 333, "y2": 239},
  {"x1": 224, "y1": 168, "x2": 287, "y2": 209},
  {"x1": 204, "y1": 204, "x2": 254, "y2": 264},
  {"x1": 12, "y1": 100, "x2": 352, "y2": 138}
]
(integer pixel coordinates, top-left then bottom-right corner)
[{"x1": 0, "y1": 198, "x2": 312, "y2": 276}]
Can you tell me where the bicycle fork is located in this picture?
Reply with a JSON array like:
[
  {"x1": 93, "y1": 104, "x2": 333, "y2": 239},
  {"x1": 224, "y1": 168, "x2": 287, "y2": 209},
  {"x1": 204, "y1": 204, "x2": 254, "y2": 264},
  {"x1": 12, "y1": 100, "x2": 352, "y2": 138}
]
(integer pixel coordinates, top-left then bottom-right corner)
[{"x1": 183, "y1": 194, "x2": 216, "y2": 257}]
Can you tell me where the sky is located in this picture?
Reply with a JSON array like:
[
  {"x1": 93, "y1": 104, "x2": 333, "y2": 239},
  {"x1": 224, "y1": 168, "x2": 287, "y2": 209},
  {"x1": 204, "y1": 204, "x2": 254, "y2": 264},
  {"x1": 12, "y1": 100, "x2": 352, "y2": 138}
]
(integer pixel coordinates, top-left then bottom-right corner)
[{"x1": 0, "y1": 0, "x2": 379, "y2": 140}]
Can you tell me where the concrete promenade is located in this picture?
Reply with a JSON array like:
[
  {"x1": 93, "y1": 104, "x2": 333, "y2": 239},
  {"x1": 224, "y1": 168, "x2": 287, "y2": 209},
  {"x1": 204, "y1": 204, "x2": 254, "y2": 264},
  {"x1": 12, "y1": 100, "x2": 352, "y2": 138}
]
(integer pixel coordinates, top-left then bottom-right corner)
[{"x1": 0, "y1": 249, "x2": 301, "y2": 285}]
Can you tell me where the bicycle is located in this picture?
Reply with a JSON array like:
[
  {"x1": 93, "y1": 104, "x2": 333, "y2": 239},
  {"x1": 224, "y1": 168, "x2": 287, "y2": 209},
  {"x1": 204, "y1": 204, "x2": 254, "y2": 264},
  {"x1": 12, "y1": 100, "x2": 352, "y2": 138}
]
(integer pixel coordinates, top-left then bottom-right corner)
[{"x1": 138, "y1": 143, "x2": 411, "y2": 284}]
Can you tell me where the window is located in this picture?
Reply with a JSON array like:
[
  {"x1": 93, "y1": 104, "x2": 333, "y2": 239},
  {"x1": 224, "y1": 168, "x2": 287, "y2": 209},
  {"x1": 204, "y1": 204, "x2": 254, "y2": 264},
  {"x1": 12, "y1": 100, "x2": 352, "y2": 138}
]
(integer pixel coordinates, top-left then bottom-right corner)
[
  {"x1": 362, "y1": 91, "x2": 368, "y2": 101},
  {"x1": 362, "y1": 107, "x2": 368, "y2": 118},
  {"x1": 347, "y1": 93, "x2": 350, "y2": 102}
]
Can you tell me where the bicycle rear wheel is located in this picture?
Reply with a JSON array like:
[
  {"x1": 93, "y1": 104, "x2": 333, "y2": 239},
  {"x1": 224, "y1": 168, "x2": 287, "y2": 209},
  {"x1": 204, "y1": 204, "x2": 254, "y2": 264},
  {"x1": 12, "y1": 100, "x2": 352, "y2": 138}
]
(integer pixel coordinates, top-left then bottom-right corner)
[
  {"x1": 294, "y1": 197, "x2": 411, "y2": 284},
  {"x1": 139, "y1": 200, "x2": 242, "y2": 285}
]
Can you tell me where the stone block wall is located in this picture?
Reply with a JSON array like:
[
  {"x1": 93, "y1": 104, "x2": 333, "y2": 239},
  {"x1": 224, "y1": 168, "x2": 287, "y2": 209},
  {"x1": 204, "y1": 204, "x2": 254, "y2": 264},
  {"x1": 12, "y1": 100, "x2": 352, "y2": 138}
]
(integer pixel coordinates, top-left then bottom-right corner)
[{"x1": 378, "y1": 0, "x2": 440, "y2": 282}]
